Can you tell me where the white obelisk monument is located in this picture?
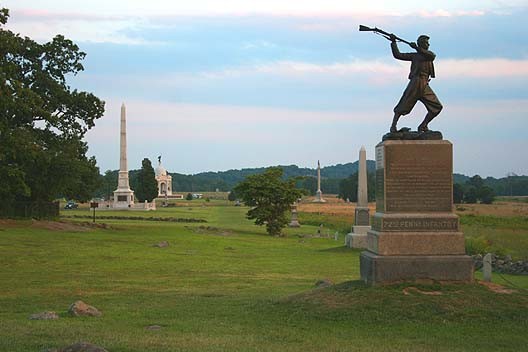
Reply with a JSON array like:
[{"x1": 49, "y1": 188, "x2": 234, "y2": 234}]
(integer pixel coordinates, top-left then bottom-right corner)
[
  {"x1": 113, "y1": 103, "x2": 135, "y2": 209},
  {"x1": 346, "y1": 146, "x2": 371, "y2": 248},
  {"x1": 313, "y1": 160, "x2": 326, "y2": 203}
]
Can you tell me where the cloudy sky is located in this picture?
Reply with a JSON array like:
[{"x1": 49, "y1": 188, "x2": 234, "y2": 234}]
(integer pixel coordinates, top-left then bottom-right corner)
[{"x1": 4, "y1": 0, "x2": 528, "y2": 177}]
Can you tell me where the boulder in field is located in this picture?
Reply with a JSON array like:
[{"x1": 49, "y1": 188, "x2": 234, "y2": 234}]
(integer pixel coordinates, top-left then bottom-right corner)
[
  {"x1": 68, "y1": 301, "x2": 102, "y2": 317},
  {"x1": 153, "y1": 241, "x2": 169, "y2": 248},
  {"x1": 315, "y1": 279, "x2": 333, "y2": 288}
]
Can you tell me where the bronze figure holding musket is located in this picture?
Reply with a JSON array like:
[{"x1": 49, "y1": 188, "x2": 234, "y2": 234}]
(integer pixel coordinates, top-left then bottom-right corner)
[{"x1": 359, "y1": 25, "x2": 443, "y2": 135}]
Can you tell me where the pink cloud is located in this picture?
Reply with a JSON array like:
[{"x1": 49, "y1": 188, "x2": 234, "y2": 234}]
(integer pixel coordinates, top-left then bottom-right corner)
[{"x1": 11, "y1": 8, "x2": 123, "y2": 22}]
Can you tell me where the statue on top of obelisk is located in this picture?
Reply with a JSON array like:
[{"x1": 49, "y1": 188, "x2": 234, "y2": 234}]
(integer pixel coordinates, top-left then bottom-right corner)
[{"x1": 313, "y1": 160, "x2": 326, "y2": 203}]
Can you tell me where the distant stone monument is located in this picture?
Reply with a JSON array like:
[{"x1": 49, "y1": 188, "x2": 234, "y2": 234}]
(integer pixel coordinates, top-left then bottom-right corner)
[
  {"x1": 289, "y1": 202, "x2": 301, "y2": 227},
  {"x1": 113, "y1": 103, "x2": 135, "y2": 209},
  {"x1": 155, "y1": 156, "x2": 173, "y2": 197},
  {"x1": 313, "y1": 160, "x2": 326, "y2": 203},
  {"x1": 360, "y1": 140, "x2": 474, "y2": 284},
  {"x1": 345, "y1": 146, "x2": 371, "y2": 248}
]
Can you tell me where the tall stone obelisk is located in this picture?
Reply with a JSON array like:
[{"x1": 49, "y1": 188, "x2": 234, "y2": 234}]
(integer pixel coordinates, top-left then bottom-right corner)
[
  {"x1": 313, "y1": 160, "x2": 326, "y2": 203},
  {"x1": 113, "y1": 103, "x2": 135, "y2": 209},
  {"x1": 345, "y1": 146, "x2": 370, "y2": 248}
]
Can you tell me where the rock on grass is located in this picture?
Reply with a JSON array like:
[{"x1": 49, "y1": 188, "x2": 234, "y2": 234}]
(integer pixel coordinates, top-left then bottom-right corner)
[{"x1": 68, "y1": 301, "x2": 102, "y2": 317}]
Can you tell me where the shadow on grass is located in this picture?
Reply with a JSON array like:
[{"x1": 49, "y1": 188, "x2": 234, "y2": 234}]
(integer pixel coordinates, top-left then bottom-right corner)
[{"x1": 318, "y1": 246, "x2": 360, "y2": 253}]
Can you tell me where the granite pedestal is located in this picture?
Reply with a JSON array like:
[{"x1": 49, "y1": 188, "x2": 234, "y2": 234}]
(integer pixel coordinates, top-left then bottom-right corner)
[{"x1": 360, "y1": 140, "x2": 473, "y2": 285}]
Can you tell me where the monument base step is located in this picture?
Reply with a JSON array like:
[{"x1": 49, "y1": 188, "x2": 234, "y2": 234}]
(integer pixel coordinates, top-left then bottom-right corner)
[
  {"x1": 360, "y1": 251, "x2": 474, "y2": 285},
  {"x1": 367, "y1": 230, "x2": 466, "y2": 256},
  {"x1": 345, "y1": 233, "x2": 368, "y2": 249}
]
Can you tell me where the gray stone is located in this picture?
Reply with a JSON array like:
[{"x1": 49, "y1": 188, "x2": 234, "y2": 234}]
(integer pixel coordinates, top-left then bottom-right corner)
[
  {"x1": 315, "y1": 279, "x2": 333, "y2": 288},
  {"x1": 483, "y1": 253, "x2": 492, "y2": 282},
  {"x1": 347, "y1": 147, "x2": 371, "y2": 249},
  {"x1": 356, "y1": 146, "x2": 369, "y2": 209},
  {"x1": 113, "y1": 103, "x2": 135, "y2": 209},
  {"x1": 68, "y1": 301, "x2": 102, "y2": 317},
  {"x1": 30, "y1": 311, "x2": 59, "y2": 320},
  {"x1": 346, "y1": 232, "x2": 368, "y2": 249},
  {"x1": 153, "y1": 241, "x2": 169, "y2": 248},
  {"x1": 289, "y1": 203, "x2": 300, "y2": 227},
  {"x1": 146, "y1": 325, "x2": 162, "y2": 330}
]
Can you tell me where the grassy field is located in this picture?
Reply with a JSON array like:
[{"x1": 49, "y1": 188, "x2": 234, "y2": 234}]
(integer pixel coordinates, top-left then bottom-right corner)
[{"x1": 1, "y1": 200, "x2": 527, "y2": 351}]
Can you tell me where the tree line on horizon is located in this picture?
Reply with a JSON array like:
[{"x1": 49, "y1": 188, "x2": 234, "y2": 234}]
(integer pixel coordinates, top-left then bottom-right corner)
[{"x1": 93, "y1": 160, "x2": 528, "y2": 203}]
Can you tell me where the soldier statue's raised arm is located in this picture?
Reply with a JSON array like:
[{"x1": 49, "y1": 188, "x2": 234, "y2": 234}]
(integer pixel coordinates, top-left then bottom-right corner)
[{"x1": 389, "y1": 33, "x2": 442, "y2": 133}]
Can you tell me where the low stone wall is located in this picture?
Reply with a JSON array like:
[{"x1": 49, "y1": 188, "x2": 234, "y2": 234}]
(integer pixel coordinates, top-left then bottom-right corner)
[
  {"x1": 473, "y1": 254, "x2": 528, "y2": 275},
  {"x1": 63, "y1": 215, "x2": 206, "y2": 223}
]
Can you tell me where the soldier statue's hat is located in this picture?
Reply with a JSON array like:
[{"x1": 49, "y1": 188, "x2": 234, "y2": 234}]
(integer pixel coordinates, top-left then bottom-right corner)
[{"x1": 417, "y1": 35, "x2": 430, "y2": 43}]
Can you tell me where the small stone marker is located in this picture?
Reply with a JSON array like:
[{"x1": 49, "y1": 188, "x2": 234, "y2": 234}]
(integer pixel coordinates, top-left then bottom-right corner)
[
  {"x1": 68, "y1": 301, "x2": 102, "y2": 317},
  {"x1": 483, "y1": 253, "x2": 492, "y2": 282},
  {"x1": 153, "y1": 241, "x2": 169, "y2": 248},
  {"x1": 288, "y1": 202, "x2": 301, "y2": 227},
  {"x1": 146, "y1": 324, "x2": 162, "y2": 330},
  {"x1": 29, "y1": 311, "x2": 59, "y2": 320},
  {"x1": 315, "y1": 279, "x2": 333, "y2": 288}
]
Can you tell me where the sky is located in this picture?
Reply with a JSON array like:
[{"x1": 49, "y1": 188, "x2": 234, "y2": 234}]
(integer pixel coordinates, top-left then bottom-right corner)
[{"x1": 3, "y1": 0, "x2": 528, "y2": 177}]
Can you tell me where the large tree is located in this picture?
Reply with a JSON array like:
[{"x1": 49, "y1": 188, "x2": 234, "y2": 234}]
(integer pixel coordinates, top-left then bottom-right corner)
[
  {"x1": 234, "y1": 167, "x2": 303, "y2": 237},
  {"x1": 0, "y1": 8, "x2": 104, "y2": 203},
  {"x1": 134, "y1": 158, "x2": 158, "y2": 202}
]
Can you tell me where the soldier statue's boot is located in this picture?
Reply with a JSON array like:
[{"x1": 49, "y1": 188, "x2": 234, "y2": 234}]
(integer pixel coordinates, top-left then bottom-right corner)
[
  {"x1": 390, "y1": 114, "x2": 400, "y2": 133},
  {"x1": 418, "y1": 112, "x2": 435, "y2": 132},
  {"x1": 417, "y1": 123, "x2": 429, "y2": 132}
]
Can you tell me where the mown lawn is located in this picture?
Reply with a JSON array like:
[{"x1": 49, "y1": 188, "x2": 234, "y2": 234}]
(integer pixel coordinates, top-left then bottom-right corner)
[{"x1": 0, "y1": 204, "x2": 527, "y2": 351}]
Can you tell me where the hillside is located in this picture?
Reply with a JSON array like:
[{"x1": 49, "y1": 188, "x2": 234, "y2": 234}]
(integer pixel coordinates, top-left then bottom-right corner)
[{"x1": 94, "y1": 163, "x2": 528, "y2": 197}]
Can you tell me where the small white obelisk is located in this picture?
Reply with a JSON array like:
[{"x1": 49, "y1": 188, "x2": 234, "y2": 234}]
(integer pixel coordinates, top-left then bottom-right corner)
[
  {"x1": 346, "y1": 146, "x2": 371, "y2": 248},
  {"x1": 313, "y1": 160, "x2": 326, "y2": 203},
  {"x1": 113, "y1": 103, "x2": 135, "y2": 209}
]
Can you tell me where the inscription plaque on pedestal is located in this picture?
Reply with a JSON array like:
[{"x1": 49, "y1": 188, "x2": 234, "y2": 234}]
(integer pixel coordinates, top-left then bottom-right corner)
[
  {"x1": 355, "y1": 208, "x2": 370, "y2": 226},
  {"x1": 360, "y1": 140, "x2": 473, "y2": 285}
]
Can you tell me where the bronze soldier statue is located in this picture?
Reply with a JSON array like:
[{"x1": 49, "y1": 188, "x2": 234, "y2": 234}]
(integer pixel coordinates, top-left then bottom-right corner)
[{"x1": 389, "y1": 33, "x2": 442, "y2": 133}]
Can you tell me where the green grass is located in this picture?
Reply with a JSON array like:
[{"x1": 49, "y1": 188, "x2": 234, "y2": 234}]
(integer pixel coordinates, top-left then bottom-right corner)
[
  {"x1": 1, "y1": 205, "x2": 528, "y2": 351},
  {"x1": 460, "y1": 215, "x2": 528, "y2": 259}
]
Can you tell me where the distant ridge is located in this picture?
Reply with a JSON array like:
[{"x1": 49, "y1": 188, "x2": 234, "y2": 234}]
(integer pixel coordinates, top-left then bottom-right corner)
[
  {"x1": 169, "y1": 161, "x2": 376, "y2": 192},
  {"x1": 95, "y1": 163, "x2": 528, "y2": 196}
]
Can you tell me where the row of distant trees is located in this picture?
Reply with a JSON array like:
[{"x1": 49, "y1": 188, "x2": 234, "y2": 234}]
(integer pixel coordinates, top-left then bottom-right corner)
[
  {"x1": 95, "y1": 166, "x2": 528, "y2": 206},
  {"x1": 453, "y1": 175, "x2": 495, "y2": 204}
]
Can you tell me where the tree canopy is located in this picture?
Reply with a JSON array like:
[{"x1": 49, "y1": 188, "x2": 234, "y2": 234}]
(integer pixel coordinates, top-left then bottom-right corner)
[
  {"x1": 134, "y1": 158, "x2": 158, "y2": 202},
  {"x1": 234, "y1": 167, "x2": 303, "y2": 237},
  {"x1": 0, "y1": 8, "x2": 104, "y2": 204}
]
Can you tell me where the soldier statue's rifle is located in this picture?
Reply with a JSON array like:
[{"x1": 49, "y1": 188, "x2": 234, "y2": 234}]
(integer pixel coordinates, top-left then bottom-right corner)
[{"x1": 358, "y1": 25, "x2": 412, "y2": 47}]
